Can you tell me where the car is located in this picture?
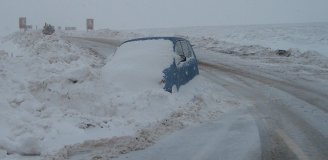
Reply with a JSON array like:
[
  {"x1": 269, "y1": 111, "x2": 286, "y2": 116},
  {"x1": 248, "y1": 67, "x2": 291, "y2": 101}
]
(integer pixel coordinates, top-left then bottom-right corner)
[{"x1": 114, "y1": 37, "x2": 199, "y2": 93}]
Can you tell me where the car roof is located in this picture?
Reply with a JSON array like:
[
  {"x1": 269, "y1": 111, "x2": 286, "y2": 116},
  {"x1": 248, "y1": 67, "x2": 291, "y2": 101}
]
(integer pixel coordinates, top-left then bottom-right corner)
[{"x1": 121, "y1": 37, "x2": 189, "y2": 46}]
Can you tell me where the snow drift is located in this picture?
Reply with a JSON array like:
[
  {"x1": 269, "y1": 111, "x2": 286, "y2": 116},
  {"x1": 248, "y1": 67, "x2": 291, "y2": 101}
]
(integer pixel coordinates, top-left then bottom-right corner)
[{"x1": 102, "y1": 40, "x2": 173, "y2": 92}]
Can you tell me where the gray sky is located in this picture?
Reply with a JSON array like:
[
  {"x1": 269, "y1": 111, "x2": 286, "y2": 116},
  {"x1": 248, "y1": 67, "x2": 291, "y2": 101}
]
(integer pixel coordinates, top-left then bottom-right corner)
[{"x1": 0, "y1": 0, "x2": 328, "y2": 33}]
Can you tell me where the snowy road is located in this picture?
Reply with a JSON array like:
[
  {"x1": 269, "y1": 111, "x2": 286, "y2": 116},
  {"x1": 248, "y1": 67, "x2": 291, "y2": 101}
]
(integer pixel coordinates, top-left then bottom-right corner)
[
  {"x1": 114, "y1": 109, "x2": 261, "y2": 160},
  {"x1": 65, "y1": 37, "x2": 328, "y2": 160},
  {"x1": 199, "y1": 59, "x2": 328, "y2": 160}
]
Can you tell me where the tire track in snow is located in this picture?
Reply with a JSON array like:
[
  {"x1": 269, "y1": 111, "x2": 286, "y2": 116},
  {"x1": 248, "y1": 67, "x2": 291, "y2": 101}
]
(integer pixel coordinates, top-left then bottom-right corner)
[
  {"x1": 199, "y1": 61, "x2": 328, "y2": 160},
  {"x1": 198, "y1": 61, "x2": 328, "y2": 113}
]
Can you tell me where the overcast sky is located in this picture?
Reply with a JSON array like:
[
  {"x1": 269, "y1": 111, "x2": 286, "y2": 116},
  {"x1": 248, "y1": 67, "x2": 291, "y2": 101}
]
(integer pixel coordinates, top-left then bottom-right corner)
[{"x1": 0, "y1": 0, "x2": 328, "y2": 33}]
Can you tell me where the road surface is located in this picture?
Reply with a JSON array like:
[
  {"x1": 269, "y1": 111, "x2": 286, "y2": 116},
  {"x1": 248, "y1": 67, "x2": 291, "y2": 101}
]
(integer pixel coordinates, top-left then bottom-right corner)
[{"x1": 199, "y1": 60, "x2": 328, "y2": 160}]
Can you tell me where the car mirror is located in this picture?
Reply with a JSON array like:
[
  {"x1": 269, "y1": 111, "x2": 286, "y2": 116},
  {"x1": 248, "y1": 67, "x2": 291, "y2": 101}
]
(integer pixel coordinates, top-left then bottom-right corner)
[
  {"x1": 173, "y1": 54, "x2": 186, "y2": 65},
  {"x1": 180, "y1": 55, "x2": 186, "y2": 62}
]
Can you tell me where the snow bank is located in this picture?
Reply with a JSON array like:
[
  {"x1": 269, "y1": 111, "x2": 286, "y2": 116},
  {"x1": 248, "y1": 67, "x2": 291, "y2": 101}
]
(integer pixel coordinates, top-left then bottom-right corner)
[
  {"x1": 67, "y1": 29, "x2": 141, "y2": 44},
  {"x1": 0, "y1": 31, "x2": 109, "y2": 156}
]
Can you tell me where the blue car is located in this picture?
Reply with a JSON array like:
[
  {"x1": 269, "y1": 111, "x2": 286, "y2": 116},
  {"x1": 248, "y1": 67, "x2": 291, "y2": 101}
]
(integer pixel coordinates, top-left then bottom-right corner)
[{"x1": 119, "y1": 37, "x2": 199, "y2": 92}]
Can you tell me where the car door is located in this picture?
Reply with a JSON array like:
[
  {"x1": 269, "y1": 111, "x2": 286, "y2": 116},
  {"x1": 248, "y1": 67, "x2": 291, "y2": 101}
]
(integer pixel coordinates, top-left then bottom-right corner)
[
  {"x1": 180, "y1": 40, "x2": 198, "y2": 82},
  {"x1": 173, "y1": 40, "x2": 199, "y2": 91},
  {"x1": 174, "y1": 40, "x2": 187, "y2": 90}
]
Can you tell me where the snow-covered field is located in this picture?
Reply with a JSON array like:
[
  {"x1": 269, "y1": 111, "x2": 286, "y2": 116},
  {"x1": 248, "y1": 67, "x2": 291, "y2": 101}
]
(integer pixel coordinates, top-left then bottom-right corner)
[
  {"x1": 0, "y1": 22, "x2": 327, "y2": 160},
  {"x1": 132, "y1": 22, "x2": 328, "y2": 57}
]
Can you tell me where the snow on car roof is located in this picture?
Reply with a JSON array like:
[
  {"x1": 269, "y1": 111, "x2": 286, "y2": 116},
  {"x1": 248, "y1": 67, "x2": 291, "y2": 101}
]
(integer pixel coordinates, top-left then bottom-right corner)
[
  {"x1": 103, "y1": 39, "x2": 174, "y2": 92},
  {"x1": 121, "y1": 37, "x2": 189, "y2": 46}
]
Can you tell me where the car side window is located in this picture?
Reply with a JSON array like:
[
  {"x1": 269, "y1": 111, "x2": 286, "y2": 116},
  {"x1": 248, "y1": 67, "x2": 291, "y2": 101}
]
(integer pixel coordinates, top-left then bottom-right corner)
[
  {"x1": 186, "y1": 42, "x2": 195, "y2": 58},
  {"x1": 181, "y1": 41, "x2": 192, "y2": 58},
  {"x1": 175, "y1": 41, "x2": 184, "y2": 56}
]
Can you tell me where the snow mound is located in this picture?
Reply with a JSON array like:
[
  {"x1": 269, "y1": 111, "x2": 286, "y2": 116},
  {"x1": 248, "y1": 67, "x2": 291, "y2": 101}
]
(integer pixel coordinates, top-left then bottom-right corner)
[
  {"x1": 4, "y1": 31, "x2": 104, "y2": 66},
  {"x1": 102, "y1": 39, "x2": 173, "y2": 92},
  {"x1": 0, "y1": 31, "x2": 108, "y2": 156}
]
